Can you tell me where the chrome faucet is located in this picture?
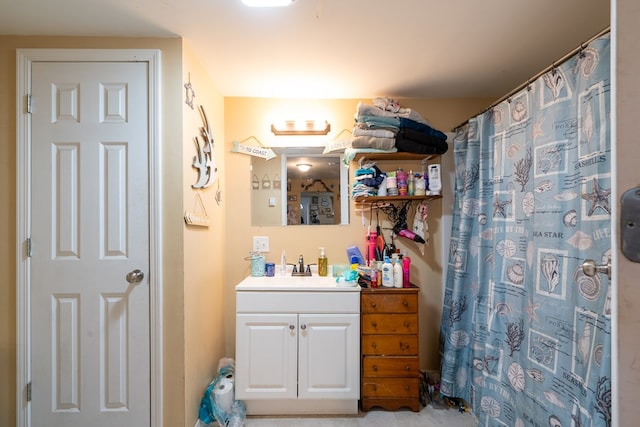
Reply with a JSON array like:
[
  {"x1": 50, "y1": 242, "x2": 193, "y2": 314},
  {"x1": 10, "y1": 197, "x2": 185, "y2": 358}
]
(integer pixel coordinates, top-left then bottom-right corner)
[{"x1": 292, "y1": 254, "x2": 311, "y2": 276}]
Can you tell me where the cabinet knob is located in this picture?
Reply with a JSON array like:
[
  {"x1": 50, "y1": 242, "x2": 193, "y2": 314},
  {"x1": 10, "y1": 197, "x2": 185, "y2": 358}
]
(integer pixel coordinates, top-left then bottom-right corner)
[
  {"x1": 404, "y1": 321, "x2": 410, "y2": 328},
  {"x1": 372, "y1": 385, "x2": 377, "y2": 391},
  {"x1": 370, "y1": 302, "x2": 377, "y2": 308},
  {"x1": 402, "y1": 300, "x2": 408, "y2": 307},
  {"x1": 405, "y1": 385, "x2": 410, "y2": 391},
  {"x1": 371, "y1": 321, "x2": 377, "y2": 328},
  {"x1": 405, "y1": 365, "x2": 411, "y2": 371},
  {"x1": 300, "y1": 324, "x2": 307, "y2": 330},
  {"x1": 371, "y1": 342, "x2": 377, "y2": 349},
  {"x1": 372, "y1": 365, "x2": 378, "y2": 371},
  {"x1": 289, "y1": 325, "x2": 295, "y2": 330}
]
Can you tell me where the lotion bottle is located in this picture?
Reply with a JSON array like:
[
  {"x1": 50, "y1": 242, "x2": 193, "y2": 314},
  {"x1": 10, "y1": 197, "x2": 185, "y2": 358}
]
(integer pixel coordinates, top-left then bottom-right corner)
[
  {"x1": 318, "y1": 247, "x2": 328, "y2": 276},
  {"x1": 381, "y1": 257, "x2": 393, "y2": 287},
  {"x1": 393, "y1": 256, "x2": 403, "y2": 288}
]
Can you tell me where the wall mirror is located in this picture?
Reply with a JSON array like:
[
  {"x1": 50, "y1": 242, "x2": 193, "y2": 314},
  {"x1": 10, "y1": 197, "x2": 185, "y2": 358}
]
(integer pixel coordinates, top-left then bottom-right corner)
[{"x1": 251, "y1": 147, "x2": 349, "y2": 226}]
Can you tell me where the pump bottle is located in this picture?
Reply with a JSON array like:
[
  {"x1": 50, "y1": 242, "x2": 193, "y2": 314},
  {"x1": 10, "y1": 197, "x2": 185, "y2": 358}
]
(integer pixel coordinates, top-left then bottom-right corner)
[
  {"x1": 318, "y1": 247, "x2": 328, "y2": 277},
  {"x1": 381, "y1": 257, "x2": 393, "y2": 287},
  {"x1": 393, "y1": 256, "x2": 403, "y2": 288}
]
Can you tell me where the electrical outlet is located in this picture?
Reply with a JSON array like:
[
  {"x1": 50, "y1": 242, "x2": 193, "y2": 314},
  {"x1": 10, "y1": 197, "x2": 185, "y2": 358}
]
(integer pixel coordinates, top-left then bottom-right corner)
[{"x1": 253, "y1": 236, "x2": 270, "y2": 253}]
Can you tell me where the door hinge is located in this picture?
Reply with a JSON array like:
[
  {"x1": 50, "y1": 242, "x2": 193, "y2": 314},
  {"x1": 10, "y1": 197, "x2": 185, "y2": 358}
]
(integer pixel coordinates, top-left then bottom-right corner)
[
  {"x1": 26, "y1": 94, "x2": 32, "y2": 114},
  {"x1": 26, "y1": 238, "x2": 32, "y2": 257},
  {"x1": 26, "y1": 382, "x2": 32, "y2": 402}
]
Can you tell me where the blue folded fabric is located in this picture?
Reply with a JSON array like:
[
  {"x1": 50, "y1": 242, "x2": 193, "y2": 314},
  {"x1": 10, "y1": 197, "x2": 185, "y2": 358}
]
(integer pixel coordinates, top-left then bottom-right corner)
[
  {"x1": 399, "y1": 117, "x2": 447, "y2": 140},
  {"x1": 356, "y1": 114, "x2": 400, "y2": 129}
]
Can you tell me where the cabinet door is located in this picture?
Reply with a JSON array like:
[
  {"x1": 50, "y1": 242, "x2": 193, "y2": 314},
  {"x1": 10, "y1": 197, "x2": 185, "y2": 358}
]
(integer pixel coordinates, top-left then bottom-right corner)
[
  {"x1": 297, "y1": 313, "x2": 360, "y2": 399},
  {"x1": 235, "y1": 313, "x2": 298, "y2": 399}
]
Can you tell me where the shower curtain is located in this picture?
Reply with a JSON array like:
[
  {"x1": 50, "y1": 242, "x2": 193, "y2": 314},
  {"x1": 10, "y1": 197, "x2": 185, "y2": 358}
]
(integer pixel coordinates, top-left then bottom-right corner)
[{"x1": 440, "y1": 33, "x2": 611, "y2": 426}]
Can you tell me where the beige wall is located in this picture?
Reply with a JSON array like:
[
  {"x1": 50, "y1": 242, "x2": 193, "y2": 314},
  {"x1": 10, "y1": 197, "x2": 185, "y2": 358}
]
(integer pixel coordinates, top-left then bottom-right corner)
[
  {"x1": 222, "y1": 97, "x2": 493, "y2": 371},
  {"x1": 616, "y1": 0, "x2": 640, "y2": 423},
  {"x1": 181, "y1": 44, "x2": 228, "y2": 426}
]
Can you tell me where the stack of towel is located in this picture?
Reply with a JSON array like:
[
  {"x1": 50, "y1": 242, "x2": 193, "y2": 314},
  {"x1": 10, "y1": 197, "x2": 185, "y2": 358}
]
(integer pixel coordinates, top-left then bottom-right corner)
[
  {"x1": 352, "y1": 98, "x2": 448, "y2": 155},
  {"x1": 352, "y1": 163, "x2": 385, "y2": 198}
]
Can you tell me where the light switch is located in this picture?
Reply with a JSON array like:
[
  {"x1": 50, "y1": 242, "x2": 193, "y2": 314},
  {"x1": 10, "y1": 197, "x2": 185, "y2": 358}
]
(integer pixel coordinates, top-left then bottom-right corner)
[
  {"x1": 253, "y1": 236, "x2": 269, "y2": 253},
  {"x1": 269, "y1": 197, "x2": 276, "y2": 207}
]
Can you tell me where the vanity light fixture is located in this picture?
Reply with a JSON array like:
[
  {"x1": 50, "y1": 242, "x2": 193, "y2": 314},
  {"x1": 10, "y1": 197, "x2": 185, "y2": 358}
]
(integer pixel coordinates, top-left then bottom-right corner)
[
  {"x1": 296, "y1": 163, "x2": 312, "y2": 172},
  {"x1": 271, "y1": 120, "x2": 331, "y2": 136},
  {"x1": 241, "y1": 0, "x2": 294, "y2": 7}
]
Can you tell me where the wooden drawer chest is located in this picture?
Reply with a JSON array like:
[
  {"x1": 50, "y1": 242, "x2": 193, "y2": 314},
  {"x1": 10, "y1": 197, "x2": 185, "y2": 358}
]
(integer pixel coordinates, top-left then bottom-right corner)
[{"x1": 360, "y1": 286, "x2": 421, "y2": 412}]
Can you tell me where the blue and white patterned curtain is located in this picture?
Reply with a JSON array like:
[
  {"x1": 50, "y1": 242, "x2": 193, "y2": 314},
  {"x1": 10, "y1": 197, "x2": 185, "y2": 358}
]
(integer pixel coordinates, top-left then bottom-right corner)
[{"x1": 440, "y1": 33, "x2": 611, "y2": 426}]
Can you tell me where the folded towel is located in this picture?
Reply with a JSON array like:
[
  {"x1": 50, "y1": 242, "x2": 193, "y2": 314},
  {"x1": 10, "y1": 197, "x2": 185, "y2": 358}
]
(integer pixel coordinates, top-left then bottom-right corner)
[
  {"x1": 351, "y1": 135, "x2": 396, "y2": 151},
  {"x1": 352, "y1": 126, "x2": 397, "y2": 139},
  {"x1": 398, "y1": 118, "x2": 447, "y2": 140},
  {"x1": 356, "y1": 101, "x2": 431, "y2": 126},
  {"x1": 342, "y1": 147, "x2": 398, "y2": 165},
  {"x1": 395, "y1": 128, "x2": 449, "y2": 155},
  {"x1": 355, "y1": 114, "x2": 400, "y2": 129}
]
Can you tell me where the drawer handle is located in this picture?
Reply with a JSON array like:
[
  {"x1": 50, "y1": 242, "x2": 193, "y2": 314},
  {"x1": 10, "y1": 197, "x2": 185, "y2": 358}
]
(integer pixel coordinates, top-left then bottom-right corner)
[
  {"x1": 371, "y1": 342, "x2": 377, "y2": 349},
  {"x1": 405, "y1": 385, "x2": 410, "y2": 391},
  {"x1": 402, "y1": 300, "x2": 409, "y2": 307},
  {"x1": 289, "y1": 325, "x2": 295, "y2": 330},
  {"x1": 371, "y1": 321, "x2": 377, "y2": 328},
  {"x1": 404, "y1": 321, "x2": 410, "y2": 328},
  {"x1": 405, "y1": 365, "x2": 411, "y2": 371},
  {"x1": 372, "y1": 385, "x2": 377, "y2": 391},
  {"x1": 300, "y1": 324, "x2": 307, "y2": 330},
  {"x1": 370, "y1": 302, "x2": 377, "y2": 308},
  {"x1": 372, "y1": 365, "x2": 378, "y2": 371}
]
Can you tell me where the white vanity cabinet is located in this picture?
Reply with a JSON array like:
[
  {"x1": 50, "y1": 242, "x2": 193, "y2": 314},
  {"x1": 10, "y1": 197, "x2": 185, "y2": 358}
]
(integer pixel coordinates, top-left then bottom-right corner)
[{"x1": 235, "y1": 276, "x2": 361, "y2": 415}]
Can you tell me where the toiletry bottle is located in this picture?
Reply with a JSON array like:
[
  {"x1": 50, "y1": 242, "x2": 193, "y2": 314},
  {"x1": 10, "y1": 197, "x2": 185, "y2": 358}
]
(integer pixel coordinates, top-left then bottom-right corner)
[
  {"x1": 281, "y1": 250, "x2": 287, "y2": 276},
  {"x1": 408, "y1": 170, "x2": 415, "y2": 196},
  {"x1": 381, "y1": 257, "x2": 393, "y2": 287},
  {"x1": 318, "y1": 247, "x2": 328, "y2": 277},
  {"x1": 367, "y1": 230, "x2": 377, "y2": 264},
  {"x1": 402, "y1": 252, "x2": 411, "y2": 287},
  {"x1": 369, "y1": 264, "x2": 378, "y2": 288},
  {"x1": 393, "y1": 256, "x2": 403, "y2": 288},
  {"x1": 351, "y1": 256, "x2": 359, "y2": 271}
]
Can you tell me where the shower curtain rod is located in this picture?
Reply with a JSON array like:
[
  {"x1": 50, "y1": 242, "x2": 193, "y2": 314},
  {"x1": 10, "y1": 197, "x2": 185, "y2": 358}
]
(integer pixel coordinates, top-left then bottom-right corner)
[{"x1": 451, "y1": 25, "x2": 611, "y2": 132}]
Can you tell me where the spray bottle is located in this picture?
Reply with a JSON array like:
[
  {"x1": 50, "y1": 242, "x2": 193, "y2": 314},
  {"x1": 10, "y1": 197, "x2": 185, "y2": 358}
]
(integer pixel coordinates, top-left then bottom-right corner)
[
  {"x1": 318, "y1": 247, "x2": 328, "y2": 277},
  {"x1": 402, "y1": 250, "x2": 411, "y2": 287}
]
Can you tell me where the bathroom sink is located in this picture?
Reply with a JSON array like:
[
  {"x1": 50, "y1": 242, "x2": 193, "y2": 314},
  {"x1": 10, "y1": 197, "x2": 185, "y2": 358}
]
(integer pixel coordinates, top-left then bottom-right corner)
[{"x1": 235, "y1": 274, "x2": 360, "y2": 291}]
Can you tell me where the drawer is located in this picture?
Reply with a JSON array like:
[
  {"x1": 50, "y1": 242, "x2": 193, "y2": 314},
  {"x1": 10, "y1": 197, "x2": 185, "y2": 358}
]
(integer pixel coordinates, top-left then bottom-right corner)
[
  {"x1": 362, "y1": 377, "x2": 420, "y2": 398},
  {"x1": 362, "y1": 314, "x2": 418, "y2": 334},
  {"x1": 362, "y1": 356, "x2": 419, "y2": 378},
  {"x1": 237, "y1": 291, "x2": 360, "y2": 313},
  {"x1": 362, "y1": 335, "x2": 418, "y2": 356},
  {"x1": 361, "y1": 294, "x2": 417, "y2": 314}
]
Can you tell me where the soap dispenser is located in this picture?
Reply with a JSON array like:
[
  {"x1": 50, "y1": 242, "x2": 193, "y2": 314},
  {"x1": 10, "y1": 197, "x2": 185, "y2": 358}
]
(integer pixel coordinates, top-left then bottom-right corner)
[{"x1": 318, "y1": 247, "x2": 328, "y2": 277}]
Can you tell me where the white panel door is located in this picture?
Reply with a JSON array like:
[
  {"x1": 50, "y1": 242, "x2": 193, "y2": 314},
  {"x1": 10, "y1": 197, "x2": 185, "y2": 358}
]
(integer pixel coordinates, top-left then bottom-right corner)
[
  {"x1": 298, "y1": 313, "x2": 360, "y2": 399},
  {"x1": 30, "y1": 62, "x2": 150, "y2": 427},
  {"x1": 235, "y1": 313, "x2": 298, "y2": 399}
]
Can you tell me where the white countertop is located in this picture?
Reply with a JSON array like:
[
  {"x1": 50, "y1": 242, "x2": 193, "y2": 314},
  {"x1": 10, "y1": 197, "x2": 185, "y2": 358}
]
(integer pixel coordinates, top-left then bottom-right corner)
[{"x1": 235, "y1": 274, "x2": 361, "y2": 292}]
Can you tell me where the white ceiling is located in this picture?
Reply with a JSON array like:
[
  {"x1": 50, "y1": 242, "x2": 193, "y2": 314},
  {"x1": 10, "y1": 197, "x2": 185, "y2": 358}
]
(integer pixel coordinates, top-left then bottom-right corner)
[{"x1": 0, "y1": 0, "x2": 610, "y2": 100}]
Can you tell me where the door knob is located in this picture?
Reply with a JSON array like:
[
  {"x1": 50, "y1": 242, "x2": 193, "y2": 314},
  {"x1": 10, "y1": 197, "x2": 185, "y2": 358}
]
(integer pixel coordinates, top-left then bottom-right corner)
[
  {"x1": 581, "y1": 259, "x2": 611, "y2": 280},
  {"x1": 126, "y1": 269, "x2": 145, "y2": 284}
]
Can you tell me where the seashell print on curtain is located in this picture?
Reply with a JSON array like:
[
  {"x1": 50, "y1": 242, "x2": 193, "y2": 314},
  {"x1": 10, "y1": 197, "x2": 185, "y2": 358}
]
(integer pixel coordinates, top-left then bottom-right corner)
[{"x1": 440, "y1": 33, "x2": 612, "y2": 426}]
